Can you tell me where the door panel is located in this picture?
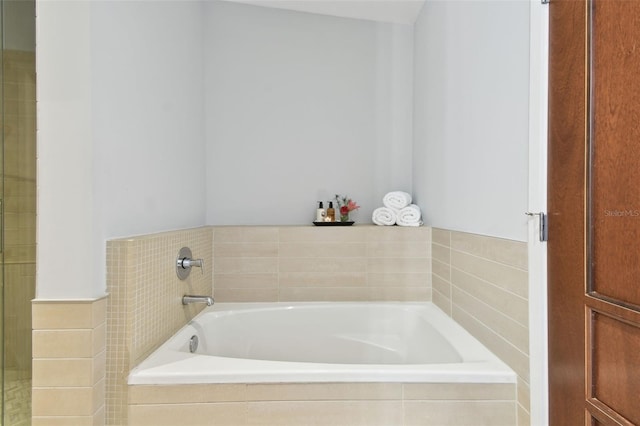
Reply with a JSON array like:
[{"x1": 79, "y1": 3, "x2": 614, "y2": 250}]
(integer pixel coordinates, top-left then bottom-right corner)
[
  {"x1": 588, "y1": 309, "x2": 640, "y2": 424},
  {"x1": 590, "y1": 0, "x2": 640, "y2": 307}
]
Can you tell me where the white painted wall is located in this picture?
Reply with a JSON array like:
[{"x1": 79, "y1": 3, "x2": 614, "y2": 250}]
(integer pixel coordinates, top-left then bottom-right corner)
[
  {"x1": 36, "y1": 0, "x2": 531, "y2": 298},
  {"x1": 412, "y1": 0, "x2": 530, "y2": 242},
  {"x1": 37, "y1": 0, "x2": 95, "y2": 298},
  {"x1": 204, "y1": 1, "x2": 413, "y2": 225},
  {"x1": 36, "y1": 1, "x2": 206, "y2": 298}
]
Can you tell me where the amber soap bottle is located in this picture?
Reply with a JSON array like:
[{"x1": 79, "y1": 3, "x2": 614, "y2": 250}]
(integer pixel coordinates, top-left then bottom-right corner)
[{"x1": 326, "y1": 202, "x2": 335, "y2": 222}]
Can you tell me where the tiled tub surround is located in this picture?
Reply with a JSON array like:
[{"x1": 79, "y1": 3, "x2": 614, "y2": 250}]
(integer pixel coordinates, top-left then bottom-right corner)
[
  {"x1": 431, "y1": 228, "x2": 530, "y2": 426},
  {"x1": 105, "y1": 227, "x2": 213, "y2": 426},
  {"x1": 213, "y1": 225, "x2": 432, "y2": 302},
  {"x1": 106, "y1": 225, "x2": 430, "y2": 425},
  {"x1": 128, "y1": 382, "x2": 516, "y2": 426},
  {"x1": 96, "y1": 225, "x2": 530, "y2": 425}
]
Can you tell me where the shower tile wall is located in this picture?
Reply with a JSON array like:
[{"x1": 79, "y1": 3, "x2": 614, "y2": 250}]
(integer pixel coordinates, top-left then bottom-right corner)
[
  {"x1": 431, "y1": 228, "x2": 530, "y2": 426},
  {"x1": 3, "y1": 49, "x2": 36, "y2": 426},
  {"x1": 213, "y1": 225, "x2": 432, "y2": 302},
  {"x1": 3, "y1": 49, "x2": 36, "y2": 375}
]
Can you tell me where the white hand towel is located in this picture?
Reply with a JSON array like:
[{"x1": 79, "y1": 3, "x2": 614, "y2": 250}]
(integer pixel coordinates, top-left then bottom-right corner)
[
  {"x1": 372, "y1": 207, "x2": 397, "y2": 226},
  {"x1": 396, "y1": 204, "x2": 423, "y2": 227},
  {"x1": 383, "y1": 191, "x2": 412, "y2": 210}
]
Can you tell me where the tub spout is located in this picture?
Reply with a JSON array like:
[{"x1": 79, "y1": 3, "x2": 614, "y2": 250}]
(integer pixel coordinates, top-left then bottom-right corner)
[{"x1": 182, "y1": 295, "x2": 214, "y2": 306}]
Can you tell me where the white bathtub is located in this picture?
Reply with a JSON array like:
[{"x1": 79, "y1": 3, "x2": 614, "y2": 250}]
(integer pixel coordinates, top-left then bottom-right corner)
[{"x1": 128, "y1": 302, "x2": 515, "y2": 385}]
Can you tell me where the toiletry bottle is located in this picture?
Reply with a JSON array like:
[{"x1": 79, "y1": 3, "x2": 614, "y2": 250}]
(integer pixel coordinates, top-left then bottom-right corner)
[
  {"x1": 316, "y1": 201, "x2": 326, "y2": 222},
  {"x1": 327, "y1": 201, "x2": 335, "y2": 222}
]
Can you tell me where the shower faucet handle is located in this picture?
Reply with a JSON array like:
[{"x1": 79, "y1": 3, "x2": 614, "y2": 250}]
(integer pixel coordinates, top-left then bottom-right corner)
[
  {"x1": 176, "y1": 247, "x2": 205, "y2": 279},
  {"x1": 180, "y1": 257, "x2": 204, "y2": 272}
]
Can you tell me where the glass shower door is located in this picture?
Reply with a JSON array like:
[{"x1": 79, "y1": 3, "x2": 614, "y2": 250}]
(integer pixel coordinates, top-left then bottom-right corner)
[{"x1": 2, "y1": 0, "x2": 37, "y2": 424}]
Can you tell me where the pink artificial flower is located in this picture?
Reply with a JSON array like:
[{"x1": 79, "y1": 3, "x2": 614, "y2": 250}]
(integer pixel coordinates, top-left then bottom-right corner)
[{"x1": 347, "y1": 200, "x2": 360, "y2": 212}]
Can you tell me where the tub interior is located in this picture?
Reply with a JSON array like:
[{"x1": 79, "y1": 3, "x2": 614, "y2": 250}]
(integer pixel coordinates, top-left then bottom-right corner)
[{"x1": 185, "y1": 305, "x2": 462, "y2": 365}]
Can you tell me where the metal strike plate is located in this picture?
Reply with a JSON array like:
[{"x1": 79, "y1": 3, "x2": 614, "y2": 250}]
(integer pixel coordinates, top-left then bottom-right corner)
[{"x1": 526, "y1": 212, "x2": 548, "y2": 242}]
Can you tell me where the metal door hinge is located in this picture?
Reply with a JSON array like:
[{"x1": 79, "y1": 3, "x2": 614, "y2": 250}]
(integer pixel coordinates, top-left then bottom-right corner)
[
  {"x1": 541, "y1": 0, "x2": 549, "y2": 4},
  {"x1": 526, "y1": 212, "x2": 548, "y2": 242}
]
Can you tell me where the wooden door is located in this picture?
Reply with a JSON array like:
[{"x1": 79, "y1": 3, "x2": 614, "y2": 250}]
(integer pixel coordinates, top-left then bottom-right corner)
[{"x1": 548, "y1": 0, "x2": 640, "y2": 424}]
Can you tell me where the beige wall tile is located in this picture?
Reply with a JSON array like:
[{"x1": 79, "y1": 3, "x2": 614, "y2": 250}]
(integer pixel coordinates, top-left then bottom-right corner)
[
  {"x1": 214, "y1": 226, "x2": 279, "y2": 243},
  {"x1": 451, "y1": 250, "x2": 528, "y2": 298},
  {"x1": 404, "y1": 400, "x2": 516, "y2": 426},
  {"x1": 33, "y1": 302, "x2": 95, "y2": 329},
  {"x1": 279, "y1": 272, "x2": 366, "y2": 288},
  {"x1": 432, "y1": 274, "x2": 451, "y2": 298},
  {"x1": 366, "y1": 225, "x2": 430, "y2": 242},
  {"x1": 214, "y1": 273, "x2": 278, "y2": 289},
  {"x1": 517, "y1": 376, "x2": 530, "y2": 412},
  {"x1": 93, "y1": 406, "x2": 105, "y2": 426},
  {"x1": 214, "y1": 242, "x2": 278, "y2": 258},
  {"x1": 450, "y1": 231, "x2": 527, "y2": 270},
  {"x1": 403, "y1": 383, "x2": 515, "y2": 401},
  {"x1": 247, "y1": 401, "x2": 403, "y2": 426},
  {"x1": 369, "y1": 286, "x2": 430, "y2": 301},
  {"x1": 32, "y1": 416, "x2": 97, "y2": 426},
  {"x1": 129, "y1": 403, "x2": 247, "y2": 426},
  {"x1": 129, "y1": 384, "x2": 247, "y2": 404},
  {"x1": 366, "y1": 241, "x2": 429, "y2": 258},
  {"x1": 452, "y1": 287, "x2": 529, "y2": 354},
  {"x1": 93, "y1": 323, "x2": 106, "y2": 356},
  {"x1": 214, "y1": 288, "x2": 278, "y2": 303},
  {"x1": 33, "y1": 329, "x2": 95, "y2": 358},
  {"x1": 432, "y1": 258, "x2": 451, "y2": 281},
  {"x1": 92, "y1": 297, "x2": 108, "y2": 328},
  {"x1": 279, "y1": 286, "x2": 370, "y2": 302},
  {"x1": 246, "y1": 383, "x2": 402, "y2": 401},
  {"x1": 453, "y1": 306, "x2": 530, "y2": 382},
  {"x1": 366, "y1": 272, "x2": 430, "y2": 288},
  {"x1": 32, "y1": 386, "x2": 100, "y2": 416},
  {"x1": 451, "y1": 268, "x2": 528, "y2": 327},
  {"x1": 518, "y1": 404, "x2": 531, "y2": 426},
  {"x1": 367, "y1": 258, "x2": 430, "y2": 274},
  {"x1": 432, "y1": 289, "x2": 451, "y2": 315},
  {"x1": 280, "y1": 226, "x2": 368, "y2": 243},
  {"x1": 213, "y1": 257, "x2": 278, "y2": 274},
  {"x1": 432, "y1": 228, "x2": 451, "y2": 247},
  {"x1": 432, "y1": 243, "x2": 451, "y2": 264},
  {"x1": 33, "y1": 358, "x2": 96, "y2": 387},
  {"x1": 279, "y1": 257, "x2": 367, "y2": 273},
  {"x1": 279, "y1": 242, "x2": 367, "y2": 258}
]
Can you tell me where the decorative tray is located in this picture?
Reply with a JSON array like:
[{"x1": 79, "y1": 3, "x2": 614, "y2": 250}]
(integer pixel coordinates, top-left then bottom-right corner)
[{"x1": 312, "y1": 221, "x2": 355, "y2": 226}]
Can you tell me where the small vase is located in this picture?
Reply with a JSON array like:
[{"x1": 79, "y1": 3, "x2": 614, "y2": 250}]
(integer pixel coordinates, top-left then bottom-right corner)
[{"x1": 340, "y1": 213, "x2": 349, "y2": 222}]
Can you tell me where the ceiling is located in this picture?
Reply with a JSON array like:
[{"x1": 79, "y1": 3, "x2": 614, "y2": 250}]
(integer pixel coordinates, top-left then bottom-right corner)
[{"x1": 223, "y1": 0, "x2": 426, "y2": 25}]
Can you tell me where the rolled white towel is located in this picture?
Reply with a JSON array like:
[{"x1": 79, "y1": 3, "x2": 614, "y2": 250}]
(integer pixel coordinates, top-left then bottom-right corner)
[
  {"x1": 383, "y1": 191, "x2": 412, "y2": 210},
  {"x1": 372, "y1": 207, "x2": 397, "y2": 226},
  {"x1": 396, "y1": 204, "x2": 423, "y2": 227}
]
